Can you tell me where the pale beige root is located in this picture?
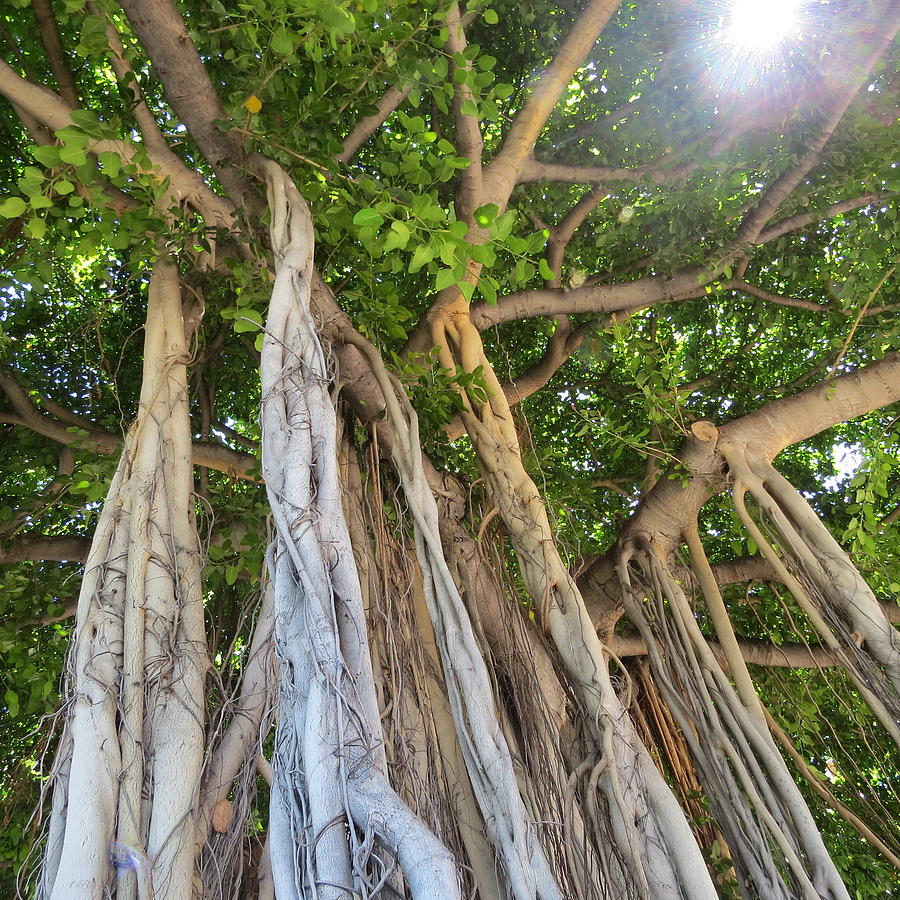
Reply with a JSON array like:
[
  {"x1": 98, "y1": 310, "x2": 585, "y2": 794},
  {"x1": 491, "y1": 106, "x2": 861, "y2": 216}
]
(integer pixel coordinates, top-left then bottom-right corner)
[
  {"x1": 41, "y1": 255, "x2": 208, "y2": 900},
  {"x1": 722, "y1": 445, "x2": 900, "y2": 746},
  {"x1": 260, "y1": 162, "x2": 458, "y2": 899},
  {"x1": 431, "y1": 310, "x2": 716, "y2": 898},
  {"x1": 41, "y1": 458, "x2": 128, "y2": 899},
  {"x1": 762, "y1": 707, "x2": 900, "y2": 869},
  {"x1": 409, "y1": 573, "x2": 505, "y2": 900},
  {"x1": 745, "y1": 453, "x2": 900, "y2": 691},
  {"x1": 683, "y1": 525, "x2": 766, "y2": 724},
  {"x1": 341, "y1": 438, "x2": 495, "y2": 899},
  {"x1": 339, "y1": 326, "x2": 564, "y2": 899},
  {"x1": 619, "y1": 539, "x2": 851, "y2": 900},
  {"x1": 628, "y1": 660, "x2": 721, "y2": 856},
  {"x1": 691, "y1": 529, "x2": 852, "y2": 894},
  {"x1": 438, "y1": 509, "x2": 608, "y2": 898}
]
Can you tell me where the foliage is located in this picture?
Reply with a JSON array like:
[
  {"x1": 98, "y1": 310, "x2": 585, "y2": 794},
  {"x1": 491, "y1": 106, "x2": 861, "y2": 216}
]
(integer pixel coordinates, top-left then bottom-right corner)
[{"x1": 0, "y1": 0, "x2": 898, "y2": 895}]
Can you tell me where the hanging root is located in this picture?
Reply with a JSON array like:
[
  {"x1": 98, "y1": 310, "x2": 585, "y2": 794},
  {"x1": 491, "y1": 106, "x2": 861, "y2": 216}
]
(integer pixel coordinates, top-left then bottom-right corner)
[
  {"x1": 424, "y1": 311, "x2": 718, "y2": 898},
  {"x1": 722, "y1": 444, "x2": 900, "y2": 746},
  {"x1": 40, "y1": 254, "x2": 209, "y2": 900},
  {"x1": 345, "y1": 441, "x2": 504, "y2": 899},
  {"x1": 339, "y1": 326, "x2": 564, "y2": 900},
  {"x1": 618, "y1": 536, "x2": 851, "y2": 900},
  {"x1": 260, "y1": 161, "x2": 457, "y2": 899}
]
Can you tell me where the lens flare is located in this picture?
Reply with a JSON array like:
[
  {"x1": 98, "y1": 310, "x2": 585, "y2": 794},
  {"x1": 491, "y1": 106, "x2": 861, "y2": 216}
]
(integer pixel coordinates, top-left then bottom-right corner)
[{"x1": 727, "y1": 0, "x2": 803, "y2": 50}]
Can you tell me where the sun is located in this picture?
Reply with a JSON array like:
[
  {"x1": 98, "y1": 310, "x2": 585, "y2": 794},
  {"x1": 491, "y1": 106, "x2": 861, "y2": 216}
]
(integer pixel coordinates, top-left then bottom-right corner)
[{"x1": 726, "y1": 0, "x2": 804, "y2": 51}]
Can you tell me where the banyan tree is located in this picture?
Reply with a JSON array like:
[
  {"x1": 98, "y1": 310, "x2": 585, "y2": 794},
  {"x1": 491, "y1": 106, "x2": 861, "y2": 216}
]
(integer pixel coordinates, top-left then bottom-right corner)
[{"x1": 0, "y1": 0, "x2": 898, "y2": 896}]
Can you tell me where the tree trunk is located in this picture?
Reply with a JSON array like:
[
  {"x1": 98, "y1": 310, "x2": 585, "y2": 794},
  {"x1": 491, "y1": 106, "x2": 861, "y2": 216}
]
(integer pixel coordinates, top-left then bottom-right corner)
[{"x1": 40, "y1": 255, "x2": 208, "y2": 900}]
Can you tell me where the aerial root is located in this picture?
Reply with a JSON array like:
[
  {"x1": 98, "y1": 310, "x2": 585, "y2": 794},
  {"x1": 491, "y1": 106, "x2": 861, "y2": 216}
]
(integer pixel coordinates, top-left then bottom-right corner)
[
  {"x1": 619, "y1": 535, "x2": 851, "y2": 899},
  {"x1": 722, "y1": 444, "x2": 900, "y2": 745}
]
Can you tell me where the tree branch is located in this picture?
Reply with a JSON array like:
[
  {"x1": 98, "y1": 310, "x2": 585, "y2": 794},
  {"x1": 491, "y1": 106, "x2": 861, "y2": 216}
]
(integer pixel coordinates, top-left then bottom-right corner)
[
  {"x1": 614, "y1": 352, "x2": 900, "y2": 587},
  {"x1": 710, "y1": 556, "x2": 778, "y2": 585},
  {"x1": 0, "y1": 365, "x2": 258, "y2": 480},
  {"x1": 445, "y1": 2, "x2": 484, "y2": 220},
  {"x1": 91, "y1": 2, "x2": 172, "y2": 158},
  {"x1": 0, "y1": 534, "x2": 90, "y2": 564},
  {"x1": 609, "y1": 633, "x2": 838, "y2": 668},
  {"x1": 334, "y1": 83, "x2": 411, "y2": 164},
  {"x1": 518, "y1": 153, "x2": 692, "y2": 187},
  {"x1": 31, "y1": 0, "x2": 79, "y2": 108},
  {"x1": 731, "y1": 279, "x2": 830, "y2": 313},
  {"x1": 502, "y1": 320, "x2": 590, "y2": 405},
  {"x1": 118, "y1": 0, "x2": 263, "y2": 215},
  {"x1": 545, "y1": 185, "x2": 608, "y2": 286},
  {"x1": 721, "y1": 351, "x2": 900, "y2": 460},
  {"x1": 470, "y1": 263, "x2": 707, "y2": 329},
  {"x1": 734, "y1": 2, "x2": 900, "y2": 247},
  {"x1": 0, "y1": 59, "x2": 234, "y2": 224},
  {"x1": 0, "y1": 365, "x2": 121, "y2": 454},
  {"x1": 486, "y1": 0, "x2": 622, "y2": 197},
  {"x1": 756, "y1": 193, "x2": 892, "y2": 244}
]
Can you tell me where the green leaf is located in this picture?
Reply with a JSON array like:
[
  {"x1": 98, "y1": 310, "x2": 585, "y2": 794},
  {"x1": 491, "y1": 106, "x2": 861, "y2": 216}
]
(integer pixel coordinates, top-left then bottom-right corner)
[
  {"x1": 271, "y1": 25, "x2": 294, "y2": 55},
  {"x1": 539, "y1": 258, "x2": 556, "y2": 281},
  {"x1": 59, "y1": 145, "x2": 88, "y2": 167},
  {"x1": 233, "y1": 309, "x2": 263, "y2": 332},
  {"x1": 19, "y1": 166, "x2": 45, "y2": 190},
  {"x1": 435, "y1": 268, "x2": 456, "y2": 291},
  {"x1": 353, "y1": 208, "x2": 385, "y2": 228},
  {"x1": 27, "y1": 217, "x2": 47, "y2": 239},
  {"x1": 479, "y1": 276, "x2": 498, "y2": 304},
  {"x1": 388, "y1": 220, "x2": 411, "y2": 248},
  {"x1": 474, "y1": 203, "x2": 499, "y2": 227},
  {"x1": 54, "y1": 126, "x2": 89, "y2": 149},
  {"x1": 408, "y1": 243, "x2": 435, "y2": 273},
  {"x1": 0, "y1": 196, "x2": 27, "y2": 218},
  {"x1": 98, "y1": 151, "x2": 121, "y2": 178},
  {"x1": 493, "y1": 210, "x2": 516, "y2": 241},
  {"x1": 5, "y1": 689, "x2": 18, "y2": 718},
  {"x1": 319, "y1": 4, "x2": 356, "y2": 35},
  {"x1": 460, "y1": 99, "x2": 479, "y2": 118},
  {"x1": 31, "y1": 145, "x2": 61, "y2": 167},
  {"x1": 55, "y1": 179, "x2": 75, "y2": 195},
  {"x1": 483, "y1": 8, "x2": 499, "y2": 23},
  {"x1": 69, "y1": 109, "x2": 104, "y2": 137}
]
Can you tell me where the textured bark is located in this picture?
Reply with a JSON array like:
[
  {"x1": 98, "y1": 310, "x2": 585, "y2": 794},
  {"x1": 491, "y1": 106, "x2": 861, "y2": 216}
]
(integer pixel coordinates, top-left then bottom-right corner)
[
  {"x1": 118, "y1": 0, "x2": 263, "y2": 215},
  {"x1": 9, "y1": 0, "x2": 898, "y2": 895},
  {"x1": 0, "y1": 59, "x2": 234, "y2": 225},
  {"x1": 0, "y1": 535, "x2": 90, "y2": 563},
  {"x1": 259, "y1": 163, "x2": 459, "y2": 898},
  {"x1": 433, "y1": 308, "x2": 717, "y2": 897},
  {"x1": 579, "y1": 352, "x2": 900, "y2": 598},
  {"x1": 335, "y1": 83, "x2": 411, "y2": 163},
  {"x1": 41, "y1": 256, "x2": 208, "y2": 900},
  {"x1": 30, "y1": 0, "x2": 79, "y2": 107}
]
